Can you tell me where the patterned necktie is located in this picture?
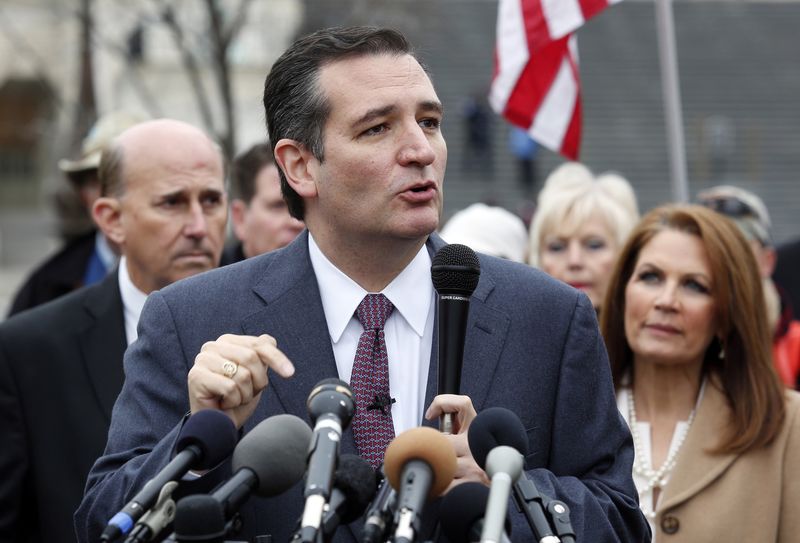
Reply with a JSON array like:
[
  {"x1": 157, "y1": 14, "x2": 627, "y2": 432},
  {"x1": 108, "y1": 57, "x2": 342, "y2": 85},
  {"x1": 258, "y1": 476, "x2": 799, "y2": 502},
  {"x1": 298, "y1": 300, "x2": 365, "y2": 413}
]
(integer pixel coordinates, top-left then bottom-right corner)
[{"x1": 351, "y1": 293, "x2": 396, "y2": 469}]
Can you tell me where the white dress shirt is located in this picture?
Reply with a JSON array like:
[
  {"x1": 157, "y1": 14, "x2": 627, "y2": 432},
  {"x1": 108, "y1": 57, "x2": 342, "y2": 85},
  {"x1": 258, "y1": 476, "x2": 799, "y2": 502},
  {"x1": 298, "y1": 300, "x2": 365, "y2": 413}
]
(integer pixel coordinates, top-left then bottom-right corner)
[
  {"x1": 308, "y1": 234, "x2": 435, "y2": 435},
  {"x1": 118, "y1": 256, "x2": 148, "y2": 346}
]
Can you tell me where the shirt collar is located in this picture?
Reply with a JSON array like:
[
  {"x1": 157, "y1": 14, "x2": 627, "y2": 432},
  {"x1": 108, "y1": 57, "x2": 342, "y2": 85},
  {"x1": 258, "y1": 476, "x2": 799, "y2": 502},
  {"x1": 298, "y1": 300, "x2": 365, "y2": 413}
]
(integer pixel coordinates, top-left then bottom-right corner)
[
  {"x1": 118, "y1": 255, "x2": 148, "y2": 323},
  {"x1": 308, "y1": 234, "x2": 433, "y2": 343}
]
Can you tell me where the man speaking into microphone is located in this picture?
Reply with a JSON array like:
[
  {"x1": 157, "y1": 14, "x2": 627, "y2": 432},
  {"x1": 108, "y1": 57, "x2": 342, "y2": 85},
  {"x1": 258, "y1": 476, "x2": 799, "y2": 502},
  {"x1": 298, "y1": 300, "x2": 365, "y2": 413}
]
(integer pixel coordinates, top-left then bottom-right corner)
[{"x1": 77, "y1": 26, "x2": 648, "y2": 543}]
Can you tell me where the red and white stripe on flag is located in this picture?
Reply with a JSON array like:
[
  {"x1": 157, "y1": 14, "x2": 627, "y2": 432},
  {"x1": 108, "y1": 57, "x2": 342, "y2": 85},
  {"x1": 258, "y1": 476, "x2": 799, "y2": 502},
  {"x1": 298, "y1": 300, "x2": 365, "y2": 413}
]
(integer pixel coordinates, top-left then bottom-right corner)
[{"x1": 490, "y1": 0, "x2": 621, "y2": 160}]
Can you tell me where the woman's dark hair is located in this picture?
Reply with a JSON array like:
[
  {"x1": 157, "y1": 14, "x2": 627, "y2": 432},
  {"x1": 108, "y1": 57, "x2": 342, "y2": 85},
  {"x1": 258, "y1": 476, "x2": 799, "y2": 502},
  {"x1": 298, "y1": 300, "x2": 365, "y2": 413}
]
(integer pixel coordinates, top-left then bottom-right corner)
[{"x1": 601, "y1": 204, "x2": 785, "y2": 454}]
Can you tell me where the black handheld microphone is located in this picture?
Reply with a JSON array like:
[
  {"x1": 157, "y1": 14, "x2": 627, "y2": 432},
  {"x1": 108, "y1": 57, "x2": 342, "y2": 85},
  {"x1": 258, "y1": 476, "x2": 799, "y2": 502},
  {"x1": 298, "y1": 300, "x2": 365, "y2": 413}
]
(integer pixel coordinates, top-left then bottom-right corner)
[
  {"x1": 361, "y1": 469, "x2": 397, "y2": 543},
  {"x1": 320, "y1": 454, "x2": 379, "y2": 540},
  {"x1": 212, "y1": 414, "x2": 312, "y2": 520},
  {"x1": 384, "y1": 427, "x2": 457, "y2": 543},
  {"x1": 439, "y1": 482, "x2": 512, "y2": 543},
  {"x1": 431, "y1": 244, "x2": 480, "y2": 434},
  {"x1": 468, "y1": 407, "x2": 560, "y2": 543},
  {"x1": 298, "y1": 379, "x2": 356, "y2": 543},
  {"x1": 101, "y1": 409, "x2": 238, "y2": 542}
]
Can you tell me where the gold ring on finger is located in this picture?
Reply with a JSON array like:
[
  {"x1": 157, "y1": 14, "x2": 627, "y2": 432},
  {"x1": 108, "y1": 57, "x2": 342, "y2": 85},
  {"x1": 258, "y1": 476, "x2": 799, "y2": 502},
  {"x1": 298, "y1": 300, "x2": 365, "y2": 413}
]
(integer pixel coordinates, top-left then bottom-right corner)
[{"x1": 221, "y1": 361, "x2": 238, "y2": 378}]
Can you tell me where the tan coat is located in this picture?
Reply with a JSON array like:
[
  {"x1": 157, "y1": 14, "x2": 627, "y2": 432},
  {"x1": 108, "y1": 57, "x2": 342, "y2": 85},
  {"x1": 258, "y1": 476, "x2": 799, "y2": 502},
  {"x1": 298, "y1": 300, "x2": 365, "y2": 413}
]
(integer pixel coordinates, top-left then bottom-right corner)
[{"x1": 653, "y1": 382, "x2": 800, "y2": 542}]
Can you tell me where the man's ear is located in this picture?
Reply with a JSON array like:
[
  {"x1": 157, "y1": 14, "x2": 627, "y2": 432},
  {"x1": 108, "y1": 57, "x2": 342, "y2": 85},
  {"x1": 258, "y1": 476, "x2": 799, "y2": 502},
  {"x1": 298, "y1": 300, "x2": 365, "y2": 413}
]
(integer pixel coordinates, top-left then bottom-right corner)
[
  {"x1": 92, "y1": 197, "x2": 124, "y2": 245},
  {"x1": 230, "y1": 199, "x2": 248, "y2": 242},
  {"x1": 274, "y1": 138, "x2": 319, "y2": 199}
]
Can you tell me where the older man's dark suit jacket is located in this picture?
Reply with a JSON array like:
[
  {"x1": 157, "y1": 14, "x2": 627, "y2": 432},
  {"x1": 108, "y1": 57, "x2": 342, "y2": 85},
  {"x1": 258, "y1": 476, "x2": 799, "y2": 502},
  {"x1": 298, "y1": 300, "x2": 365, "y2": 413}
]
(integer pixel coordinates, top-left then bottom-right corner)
[
  {"x1": 77, "y1": 232, "x2": 648, "y2": 542},
  {"x1": 0, "y1": 270, "x2": 126, "y2": 543}
]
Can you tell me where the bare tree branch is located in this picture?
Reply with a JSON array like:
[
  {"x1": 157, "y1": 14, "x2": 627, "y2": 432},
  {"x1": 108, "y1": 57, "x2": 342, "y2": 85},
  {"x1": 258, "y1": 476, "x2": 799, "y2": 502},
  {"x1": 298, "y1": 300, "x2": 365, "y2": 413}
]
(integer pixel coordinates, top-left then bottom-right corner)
[
  {"x1": 154, "y1": 0, "x2": 217, "y2": 135},
  {"x1": 222, "y1": 0, "x2": 256, "y2": 48},
  {"x1": 204, "y1": 0, "x2": 236, "y2": 159}
]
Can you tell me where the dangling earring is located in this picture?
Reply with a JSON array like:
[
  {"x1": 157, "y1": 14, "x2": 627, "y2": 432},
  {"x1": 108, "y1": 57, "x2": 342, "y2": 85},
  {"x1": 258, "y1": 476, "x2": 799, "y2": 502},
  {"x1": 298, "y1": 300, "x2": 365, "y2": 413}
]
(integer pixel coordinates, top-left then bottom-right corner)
[{"x1": 718, "y1": 341, "x2": 726, "y2": 360}]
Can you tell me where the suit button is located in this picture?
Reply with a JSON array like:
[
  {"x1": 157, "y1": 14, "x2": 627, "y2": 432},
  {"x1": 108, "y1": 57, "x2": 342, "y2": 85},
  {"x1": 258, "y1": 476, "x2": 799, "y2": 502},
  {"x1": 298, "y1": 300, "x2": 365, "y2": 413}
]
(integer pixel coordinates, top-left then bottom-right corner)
[{"x1": 661, "y1": 515, "x2": 680, "y2": 534}]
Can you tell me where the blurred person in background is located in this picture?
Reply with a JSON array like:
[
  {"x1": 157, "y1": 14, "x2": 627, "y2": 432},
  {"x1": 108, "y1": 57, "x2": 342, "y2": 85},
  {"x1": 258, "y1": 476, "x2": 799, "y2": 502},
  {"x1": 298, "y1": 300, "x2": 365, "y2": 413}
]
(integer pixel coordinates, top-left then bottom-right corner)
[
  {"x1": 508, "y1": 125, "x2": 539, "y2": 193},
  {"x1": 0, "y1": 119, "x2": 228, "y2": 543},
  {"x1": 439, "y1": 202, "x2": 528, "y2": 262},
  {"x1": 601, "y1": 204, "x2": 799, "y2": 541},
  {"x1": 697, "y1": 185, "x2": 800, "y2": 389},
  {"x1": 774, "y1": 237, "x2": 800, "y2": 317},
  {"x1": 221, "y1": 142, "x2": 304, "y2": 265},
  {"x1": 529, "y1": 163, "x2": 639, "y2": 314},
  {"x1": 7, "y1": 111, "x2": 144, "y2": 317}
]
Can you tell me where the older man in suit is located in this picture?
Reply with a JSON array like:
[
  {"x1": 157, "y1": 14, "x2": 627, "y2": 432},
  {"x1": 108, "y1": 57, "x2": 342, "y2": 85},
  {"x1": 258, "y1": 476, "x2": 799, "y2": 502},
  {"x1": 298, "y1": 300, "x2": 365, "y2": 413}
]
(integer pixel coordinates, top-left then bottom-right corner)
[
  {"x1": 77, "y1": 27, "x2": 648, "y2": 543},
  {"x1": 0, "y1": 119, "x2": 227, "y2": 543}
]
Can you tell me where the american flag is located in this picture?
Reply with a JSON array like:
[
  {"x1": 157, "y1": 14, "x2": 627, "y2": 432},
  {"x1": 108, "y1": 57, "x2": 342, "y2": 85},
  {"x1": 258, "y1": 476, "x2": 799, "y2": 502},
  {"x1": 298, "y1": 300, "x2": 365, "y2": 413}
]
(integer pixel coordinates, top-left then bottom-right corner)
[{"x1": 490, "y1": 0, "x2": 622, "y2": 160}]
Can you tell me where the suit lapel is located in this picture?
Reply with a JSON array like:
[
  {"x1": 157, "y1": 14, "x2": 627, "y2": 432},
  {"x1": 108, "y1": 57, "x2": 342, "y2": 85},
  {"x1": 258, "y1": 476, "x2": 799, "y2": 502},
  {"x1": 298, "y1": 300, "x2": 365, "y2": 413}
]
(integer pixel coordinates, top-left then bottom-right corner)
[
  {"x1": 659, "y1": 378, "x2": 739, "y2": 511},
  {"x1": 241, "y1": 233, "x2": 511, "y2": 449},
  {"x1": 240, "y1": 233, "x2": 354, "y2": 450},
  {"x1": 422, "y1": 235, "x2": 511, "y2": 421},
  {"x1": 78, "y1": 270, "x2": 127, "y2": 423}
]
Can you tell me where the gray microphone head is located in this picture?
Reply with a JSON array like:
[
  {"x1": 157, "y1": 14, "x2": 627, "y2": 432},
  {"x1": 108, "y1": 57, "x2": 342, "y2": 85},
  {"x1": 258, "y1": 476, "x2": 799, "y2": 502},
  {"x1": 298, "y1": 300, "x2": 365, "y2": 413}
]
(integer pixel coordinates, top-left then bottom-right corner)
[
  {"x1": 431, "y1": 244, "x2": 480, "y2": 296},
  {"x1": 485, "y1": 446, "x2": 524, "y2": 482},
  {"x1": 232, "y1": 414, "x2": 313, "y2": 496}
]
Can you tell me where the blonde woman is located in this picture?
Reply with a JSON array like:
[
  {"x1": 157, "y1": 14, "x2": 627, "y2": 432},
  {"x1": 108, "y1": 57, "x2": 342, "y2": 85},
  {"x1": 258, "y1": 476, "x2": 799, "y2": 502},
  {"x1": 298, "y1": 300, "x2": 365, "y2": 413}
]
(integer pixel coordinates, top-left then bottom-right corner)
[{"x1": 529, "y1": 163, "x2": 639, "y2": 313}]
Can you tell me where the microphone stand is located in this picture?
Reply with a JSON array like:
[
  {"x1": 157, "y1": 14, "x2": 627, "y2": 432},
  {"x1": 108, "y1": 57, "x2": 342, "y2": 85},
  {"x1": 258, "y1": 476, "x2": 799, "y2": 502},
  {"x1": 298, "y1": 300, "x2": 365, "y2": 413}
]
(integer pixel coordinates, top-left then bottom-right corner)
[
  {"x1": 124, "y1": 481, "x2": 178, "y2": 543},
  {"x1": 512, "y1": 477, "x2": 574, "y2": 543},
  {"x1": 546, "y1": 501, "x2": 575, "y2": 543}
]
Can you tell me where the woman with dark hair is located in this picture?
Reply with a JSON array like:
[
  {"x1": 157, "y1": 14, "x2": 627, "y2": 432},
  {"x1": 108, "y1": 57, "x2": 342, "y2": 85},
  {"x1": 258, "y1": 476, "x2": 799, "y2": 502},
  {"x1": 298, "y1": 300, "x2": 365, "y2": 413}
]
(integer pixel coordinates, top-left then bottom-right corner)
[{"x1": 600, "y1": 204, "x2": 800, "y2": 541}]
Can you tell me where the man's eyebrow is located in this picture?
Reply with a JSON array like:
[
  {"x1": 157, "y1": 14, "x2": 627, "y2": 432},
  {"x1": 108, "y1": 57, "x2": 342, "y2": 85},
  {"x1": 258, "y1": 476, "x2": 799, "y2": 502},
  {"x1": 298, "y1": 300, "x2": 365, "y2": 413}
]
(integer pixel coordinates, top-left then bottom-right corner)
[
  {"x1": 420, "y1": 100, "x2": 444, "y2": 116},
  {"x1": 199, "y1": 187, "x2": 224, "y2": 196},
  {"x1": 351, "y1": 100, "x2": 444, "y2": 129},
  {"x1": 155, "y1": 188, "x2": 187, "y2": 200},
  {"x1": 353, "y1": 105, "x2": 396, "y2": 128}
]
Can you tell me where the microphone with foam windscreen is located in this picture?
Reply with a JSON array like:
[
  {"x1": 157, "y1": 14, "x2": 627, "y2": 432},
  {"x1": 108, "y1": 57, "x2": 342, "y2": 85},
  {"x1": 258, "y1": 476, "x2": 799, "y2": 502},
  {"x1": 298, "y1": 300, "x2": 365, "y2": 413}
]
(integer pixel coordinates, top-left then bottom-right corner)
[
  {"x1": 171, "y1": 494, "x2": 226, "y2": 543},
  {"x1": 439, "y1": 482, "x2": 512, "y2": 543},
  {"x1": 101, "y1": 409, "x2": 238, "y2": 542},
  {"x1": 298, "y1": 378, "x2": 356, "y2": 543},
  {"x1": 468, "y1": 407, "x2": 561, "y2": 543},
  {"x1": 431, "y1": 244, "x2": 480, "y2": 434},
  {"x1": 383, "y1": 427, "x2": 457, "y2": 543},
  {"x1": 320, "y1": 454, "x2": 379, "y2": 541},
  {"x1": 212, "y1": 414, "x2": 312, "y2": 521}
]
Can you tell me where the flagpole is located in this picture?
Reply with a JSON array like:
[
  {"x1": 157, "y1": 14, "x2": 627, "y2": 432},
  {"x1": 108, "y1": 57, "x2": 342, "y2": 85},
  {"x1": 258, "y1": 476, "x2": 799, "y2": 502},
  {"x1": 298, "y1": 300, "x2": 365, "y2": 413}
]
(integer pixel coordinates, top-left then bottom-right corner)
[{"x1": 654, "y1": 0, "x2": 689, "y2": 203}]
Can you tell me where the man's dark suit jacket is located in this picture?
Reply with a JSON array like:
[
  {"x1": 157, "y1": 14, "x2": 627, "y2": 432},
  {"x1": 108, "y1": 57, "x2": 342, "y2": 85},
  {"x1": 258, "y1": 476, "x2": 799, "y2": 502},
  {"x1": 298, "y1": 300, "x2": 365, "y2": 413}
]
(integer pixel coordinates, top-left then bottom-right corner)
[
  {"x1": 76, "y1": 232, "x2": 648, "y2": 542},
  {"x1": 0, "y1": 270, "x2": 126, "y2": 542}
]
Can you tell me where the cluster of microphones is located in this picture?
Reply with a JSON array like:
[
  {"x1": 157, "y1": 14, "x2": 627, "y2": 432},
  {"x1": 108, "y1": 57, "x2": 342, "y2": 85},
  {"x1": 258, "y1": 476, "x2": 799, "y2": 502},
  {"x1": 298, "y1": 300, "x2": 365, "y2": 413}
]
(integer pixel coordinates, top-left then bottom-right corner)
[
  {"x1": 98, "y1": 380, "x2": 575, "y2": 543},
  {"x1": 98, "y1": 245, "x2": 575, "y2": 543}
]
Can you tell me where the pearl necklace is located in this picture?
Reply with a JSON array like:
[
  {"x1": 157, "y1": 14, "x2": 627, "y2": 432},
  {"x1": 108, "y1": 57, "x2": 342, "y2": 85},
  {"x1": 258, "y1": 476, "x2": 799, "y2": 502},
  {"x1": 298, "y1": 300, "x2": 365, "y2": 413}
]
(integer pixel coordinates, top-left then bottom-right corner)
[{"x1": 627, "y1": 387, "x2": 699, "y2": 520}]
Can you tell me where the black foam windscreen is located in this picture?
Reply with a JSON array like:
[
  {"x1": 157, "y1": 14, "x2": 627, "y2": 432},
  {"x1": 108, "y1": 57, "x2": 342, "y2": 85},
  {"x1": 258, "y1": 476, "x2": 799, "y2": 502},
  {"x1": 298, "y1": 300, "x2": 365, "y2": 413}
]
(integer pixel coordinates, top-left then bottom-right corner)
[
  {"x1": 467, "y1": 407, "x2": 529, "y2": 470},
  {"x1": 232, "y1": 414, "x2": 312, "y2": 496},
  {"x1": 431, "y1": 244, "x2": 481, "y2": 295},
  {"x1": 334, "y1": 454, "x2": 379, "y2": 524},
  {"x1": 439, "y1": 481, "x2": 510, "y2": 542},
  {"x1": 175, "y1": 409, "x2": 238, "y2": 470},
  {"x1": 172, "y1": 494, "x2": 226, "y2": 542}
]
